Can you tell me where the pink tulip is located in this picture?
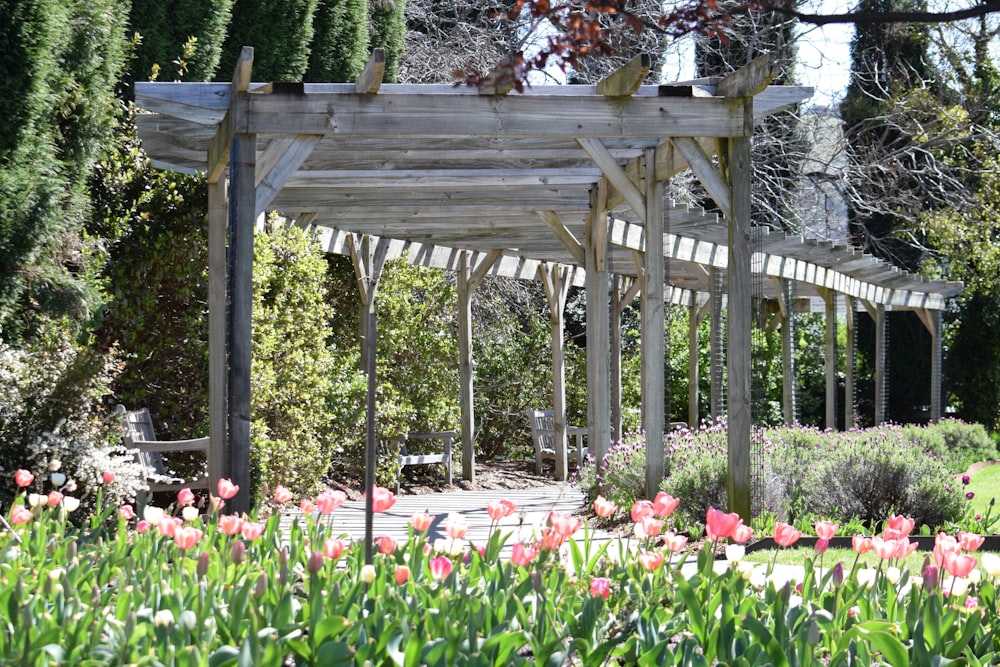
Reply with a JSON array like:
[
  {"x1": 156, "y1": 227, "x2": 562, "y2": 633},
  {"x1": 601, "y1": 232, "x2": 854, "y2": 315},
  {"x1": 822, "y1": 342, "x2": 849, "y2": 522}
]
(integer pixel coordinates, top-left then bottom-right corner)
[
  {"x1": 884, "y1": 515, "x2": 914, "y2": 539},
  {"x1": 773, "y1": 522, "x2": 802, "y2": 547},
  {"x1": 852, "y1": 534, "x2": 872, "y2": 555},
  {"x1": 240, "y1": 522, "x2": 265, "y2": 541},
  {"x1": 943, "y1": 552, "x2": 978, "y2": 578},
  {"x1": 219, "y1": 515, "x2": 243, "y2": 536},
  {"x1": 814, "y1": 520, "x2": 838, "y2": 540},
  {"x1": 299, "y1": 499, "x2": 317, "y2": 514},
  {"x1": 590, "y1": 577, "x2": 611, "y2": 600},
  {"x1": 429, "y1": 556, "x2": 453, "y2": 581},
  {"x1": 630, "y1": 500, "x2": 654, "y2": 522},
  {"x1": 119, "y1": 504, "x2": 136, "y2": 521},
  {"x1": 323, "y1": 538, "x2": 345, "y2": 560},
  {"x1": 102, "y1": 471, "x2": 116, "y2": 485},
  {"x1": 638, "y1": 550, "x2": 665, "y2": 571},
  {"x1": 593, "y1": 495, "x2": 617, "y2": 518},
  {"x1": 177, "y1": 488, "x2": 195, "y2": 507},
  {"x1": 870, "y1": 536, "x2": 898, "y2": 560},
  {"x1": 10, "y1": 506, "x2": 31, "y2": 525},
  {"x1": 958, "y1": 531, "x2": 985, "y2": 552},
  {"x1": 487, "y1": 499, "x2": 517, "y2": 520},
  {"x1": 892, "y1": 537, "x2": 918, "y2": 560},
  {"x1": 307, "y1": 551, "x2": 325, "y2": 574},
  {"x1": 174, "y1": 526, "x2": 203, "y2": 550},
  {"x1": 636, "y1": 516, "x2": 664, "y2": 539},
  {"x1": 410, "y1": 511, "x2": 434, "y2": 532},
  {"x1": 377, "y1": 535, "x2": 397, "y2": 555},
  {"x1": 965, "y1": 596, "x2": 979, "y2": 610},
  {"x1": 651, "y1": 492, "x2": 680, "y2": 518},
  {"x1": 136, "y1": 520, "x2": 151, "y2": 534},
  {"x1": 273, "y1": 485, "x2": 293, "y2": 504},
  {"x1": 46, "y1": 491, "x2": 63, "y2": 508},
  {"x1": 316, "y1": 489, "x2": 348, "y2": 514},
  {"x1": 216, "y1": 478, "x2": 239, "y2": 500},
  {"x1": 732, "y1": 524, "x2": 754, "y2": 544},
  {"x1": 14, "y1": 469, "x2": 34, "y2": 488},
  {"x1": 395, "y1": 565, "x2": 410, "y2": 585},
  {"x1": 815, "y1": 537, "x2": 830, "y2": 555},
  {"x1": 370, "y1": 486, "x2": 396, "y2": 512},
  {"x1": 705, "y1": 507, "x2": 742, "y2": 541},
  {"x1": 549, "y1": 511, "x2": 582, "y2": 537},
  {"x1": 511, "y1": 542, "x2": 538, "y2": 567},
  {"x1": 444, "y1": 513, "x2": 469, "y2": 539},
  {"x1": 231, "y1": 539, "x2": 246, "y2": 565},
  {"x1": 662, "y1": 532, "x2": 689, "y2": 553},
  {"x1": 158, "y1": 516, "x2": 182, "y2": 538},
  {"x1": 922, "y1": 563, "x2": 940, "y2": 591}
]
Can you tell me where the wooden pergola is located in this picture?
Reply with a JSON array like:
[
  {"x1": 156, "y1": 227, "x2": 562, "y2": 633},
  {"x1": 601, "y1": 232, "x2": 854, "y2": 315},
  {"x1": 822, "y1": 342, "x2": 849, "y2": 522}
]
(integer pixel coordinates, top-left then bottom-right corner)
[{"x1": 135, "y1": 47, "x2": 962, "y2": 519}]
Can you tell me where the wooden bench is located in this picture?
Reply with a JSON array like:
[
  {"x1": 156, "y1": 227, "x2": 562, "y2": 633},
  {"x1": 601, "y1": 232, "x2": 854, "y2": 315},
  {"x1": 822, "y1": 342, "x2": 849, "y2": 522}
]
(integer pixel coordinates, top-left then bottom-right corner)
[
  {"x1": 387, "y1": 431, "x2": 455, "y2": 492},
  {"x1": 525, "y1": 409, "x2": 588, "y2": 475},
  {"x1": 123, "y1": 408, "x2": 210, "y2": 493}
]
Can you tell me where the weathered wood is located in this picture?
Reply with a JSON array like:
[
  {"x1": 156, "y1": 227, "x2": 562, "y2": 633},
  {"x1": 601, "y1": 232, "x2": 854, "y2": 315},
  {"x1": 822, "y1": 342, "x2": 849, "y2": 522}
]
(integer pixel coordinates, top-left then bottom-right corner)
[
  {"x1": 124, "y1": 408, "x2": 210, "y2": 493},
  {"x1": 479, "y1": 55, "x2": 519, "y2": 96},
  {"x1": 356, "y1": 48, "x2": 385, "y2": 94},
  {"x1": 539, "y1": 264, "x2": 572, "y2": 480},
  {"x1": 255, "y1": 135, "x2": 320, "y2": 215},
  {"x1": 672, "y1": 138, "x2": 733, "y2": 219},
  {"x1": 525, "y1": 409, "x2": 587, "y2": 476},
  {"x1": 844, "y1": 295, "x2": 856, "y2": 429},
  {"x1": 688, "y1": 302, "x2": 700, "y2": 428},
  {"x1": 778, "y1": 278, "x2": 796, "y2": 426},
  {"x1": 207, "y1": 48, "x2": 254, "y2": 184},
  {"x1": 716, "y1": 53, "x2": 779, "y2": 98},
  {"x1": 578, "y1": 138, "x2": 646, "y2": 220},
  {"x1": 596, "y1": 54, "x2": 651, "y2": 97},
  {"x1": 610, "y1": 274, "x2": 623, "y2": 444},
  {"x1": 929, "y1": 309, "x2": 942, "y2": 422},
  {"x1": 642, "y1": 147, "x2": 665, "y2": 500},
  {"x1": 823, "y1": 288, "x2": 837, "y2": 430},
  {"x1": 458, "y1": 252, "x2": 476, "y2": 483},
  {"x1": 208, "y1": 177, "x2": 227, "y2": 490},
  {"x1": 709, "y1": 267, "x2": 724, "y2": 420},
  {"x1": 726, "y1": 136, "x2": 752, "y2": 522},
  {"x1": 586, "y1": 183, "x2": 611, "y2": 467},
  {"x1": 536, "y1": 211, "x2": 586, "y2": 266},
  {"x1": 285, "y1": 168, "x2": 601, "y2": 189}
]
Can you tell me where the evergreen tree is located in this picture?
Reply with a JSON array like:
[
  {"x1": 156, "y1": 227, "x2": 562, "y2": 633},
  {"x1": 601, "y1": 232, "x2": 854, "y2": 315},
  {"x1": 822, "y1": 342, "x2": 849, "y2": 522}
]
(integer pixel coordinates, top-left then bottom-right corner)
[
  {"x1": 218, "y1": 0, "x2": 319, "y2": 82},
  {"x1": 305, "y1": 0, "x2": 370, "y2": 82},
  {"x1": 127, "y1": 0, "x2": 235, "y2": 83},
  {"x1": 370, "y1": 0, "x2": 405, "y2": 82}
]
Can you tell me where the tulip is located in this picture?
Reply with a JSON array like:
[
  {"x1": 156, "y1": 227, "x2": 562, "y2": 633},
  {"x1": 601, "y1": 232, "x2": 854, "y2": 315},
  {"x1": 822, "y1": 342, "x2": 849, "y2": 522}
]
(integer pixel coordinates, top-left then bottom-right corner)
[
  {"x1": 726, "y1": 544, "x2": 745, "y2": 562},
  {"x1": 884, "y1": 514, "x2": 915, "y2": 539},
  {"x1": 943, "y1": 552, "x2": 978, "y2": 579},
  {"x1": 815, "y1": 537, "x2": 830, "y2": 555},
  {"x1": 307, "y1": 551, "x2": 325, "y2": 574},
  {"x1": 218, "y1": 515, "x2": 243, "y2": 536},
  {"x1": 814, "y1": 520, "x2": 838, "y2": 540},
  {"x1": 409, "y1": 511, "x2": 434, "y2": 532},
  {"x1": 962, "y1": 474, "x2": 971, "y2": 485},
  {"x1": 964, "y1": 596, "x2": 979, "y2": 610},
  {"x1": 119, "y1": 504, "x2": 136, "y2": 521},
  {"x1": 705, "y1": 507, "x2": 742, "y2": 541},
  {"x1": 852, "y1": 534, "x2": 872, "y2": 555},
  {"x1": 46, "y1": 491, "x2": 63, "y2": 507},
  {"x1": 593, "y1": 495, "x2": 617, "y2": 518},
  {"x1": 50, "y1": 472, "x2": 66, "y2": 487},
  {"x1": 316, "y1": 489, "x2": 348, "y2": 514},
  {"x1": 967, "y1": 492, "x2": 975, "y2": 501},
  {"x1": 240, "y1": 522, "x2": 265, "y2": 541},
  {"x1": 429, "y1": 556, "x2": 453, "y2": 581},
  {"x1": 179, "y1": 610, "x2": 197, "y2": 631},
  {"x1": 630, "y1": 500, "x2": 654, "y2": 522},
  {"x1": 361, "y1": 564, "x2": 377, "y2": 584},
  {"x1": 154, "y1": 610, "x2": 174, "y2": 627},
  {"x1": 273, "y1": 485, "x2": 293, "y2": 504},
  {"x1": 216, "y1": 478, "x2": 239, "y2": 500},
  {"x1": 395, "y1": 565, "x2": 410, "y2": 585},
  {"x1": 892, "y1": 537, "x2": 918, "y2": 560},
  {"x1": 773, "y1": 522, "x2": 802, "y2": 547},
  {"x1": 62, "y1": 496, "x2": 80, "y2": 512},
  {"x1": 662, "y1": 531, "x2": 689, "y2": 553},
  {"x1": 651, "y1": 492, "x2": 680, "y2": 518},
  {"x1": 102, "y1": 471, "x2": 116, "y2": 485},
  {"x1": 590, "y1": 577, "x2": 611, "y2": 600},
  {"x1": 27, "y1": 494, "x2": 44, "y2": 508},
  {"x1": 158, "y1": 516, "x2": 182, "y2": 538},
  {"x1": 9, "y1": 506, "x2": 31, "y2": 526},
  {"x1": 143, "y1": 505, "x2": 164, "y2": 525},
  {"x1": 981, "y1": 552, "x2": 1000, "y2": 578},
  {"x1": 177, "y1": 488, "x2": 195, "y2": 507},
  {"x1": 638, "y1": 550, "x2": 665, "y2": 571},
  {"x1": 487, "y1": 499, "x2": 517, "y2": 520},
  {"x1": 870, "y1": 536, "x2": 898, "y2": 561},
  {"x1": 540, "y1": 527, "x2": 567, "y2": 551},
  {"x1": 636, "y1": 516, "x2": 664, "y2": 539},
  {"x1": 511, "y1": 542, "x2": 538, "y2": 567},
  {"x1": 370, "y1": 486, "x2": 396, "y2": 512},
  {"x1": 299, "y1": 499, "x2": 318, "y2": 514},
  {"x1": 958, "y1": 531, "x2": 985, "y2": 552},
  {"x1": 732, "y1": 524, "x2": 754, "y2": 544},
  {"x1": 174, "y1": 526, "x2": 203, "y2": 550},
  {"x1": 922, "y1": 563, "x2": 940, "y2": 591},
  {"x1": 136, "y1": 520, "x2": 151, "y2": 534},
  {"x1": 182, "y1": 506, "x2": 200, "y2": 522},
  {"x1": 831, "y1": 562, "x2": 844, "y2": 587},
  {"x1": 323, "y1": 538, "x2": 345, "y2": 560},
  {"x1": 231, "y1": 540, "x2": 246, "y2": 565},
  {"x1": 377, "y1": 535, "x2": 397, "y2": 555},
  {"x1": 444, "y1": 513, "x2": 469, "y2": 539},
  {"x1": 197, "y1": 552, "x2": 210, "y2": 577},
  {"x1": 549, "y1": 511, "x2": 582, "y2": 537},
  {"x1": 14, "y1": 469, "x2": 34, "y2": 488}
]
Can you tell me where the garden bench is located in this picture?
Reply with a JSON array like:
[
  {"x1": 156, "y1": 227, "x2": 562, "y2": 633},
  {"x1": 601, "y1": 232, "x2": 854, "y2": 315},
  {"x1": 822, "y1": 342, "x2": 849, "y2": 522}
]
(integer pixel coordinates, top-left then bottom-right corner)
[
  {"x1": 525, "y1": 409, "x2": 588, "y2": 475},
  {"x1": 123, "y1": 408, "x2": 210, "y2": 493},
  {"x1": 388, "y1": 431, "x2": 455, "y2": 492}
]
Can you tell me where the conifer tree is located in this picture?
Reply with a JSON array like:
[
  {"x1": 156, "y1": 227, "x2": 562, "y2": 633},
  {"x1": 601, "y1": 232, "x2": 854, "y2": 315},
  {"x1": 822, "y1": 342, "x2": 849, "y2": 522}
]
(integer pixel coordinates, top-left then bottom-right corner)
[
  {"x1": 128, "y1": 0, "x2": 235, "y2": 83},
  {"x1": 218, "y1": 0, "x2": 319, "y2": 82},
  {"x1": 305, "y1": 0, "x2": 370, "y2": 82}
]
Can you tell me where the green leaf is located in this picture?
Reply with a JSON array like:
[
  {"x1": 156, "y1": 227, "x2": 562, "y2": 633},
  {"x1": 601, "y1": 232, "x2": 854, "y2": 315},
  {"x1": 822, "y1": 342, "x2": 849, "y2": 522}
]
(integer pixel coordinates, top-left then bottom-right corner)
[
  {"x1": 851, "y1": 624, "x2": 909, "y2": 667},
  {"x1": 317, "y1": 640, "x2": 354, "y2": 664},
  {"x1": 208, "y1": 646, "x2": 240, "y2": 667},
  {"x1": 741, "y1": 615, "x2": 790, "y2": 667}
]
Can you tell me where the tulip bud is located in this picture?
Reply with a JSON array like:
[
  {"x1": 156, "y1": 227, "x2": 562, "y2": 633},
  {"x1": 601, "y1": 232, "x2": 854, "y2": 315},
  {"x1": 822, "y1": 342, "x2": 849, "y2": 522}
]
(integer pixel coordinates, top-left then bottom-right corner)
[
  {"x1": 197, "y1": 552, "x2": 210, "y2": 578},
  {"x1": 179, "y1": 610, "x2": 197, "y2": 631},
  {"x1": 307, "y1": 551, "x2": 325, "y2": 574},
  {"x1": 255, "y1": 573, "x2": 267, "y2": 597},
  {"x1": 361, "y1": 564, "x2": 376, "y2": 584},
  {"x1": 50, "y1": 472, "x2": 66, "y2": 487},
  {"x1": 831, "y1": 561, "x2": 844, "y2": 587},
  {"x1": 230, "y1": 540, "x2": 245, "y2": 566},
  {"x1": 153, "y1": 609, "x2": 174, "y2": 627},
  {"x1": 922, "y1": 563, "x2": 939, "y2": 592}
]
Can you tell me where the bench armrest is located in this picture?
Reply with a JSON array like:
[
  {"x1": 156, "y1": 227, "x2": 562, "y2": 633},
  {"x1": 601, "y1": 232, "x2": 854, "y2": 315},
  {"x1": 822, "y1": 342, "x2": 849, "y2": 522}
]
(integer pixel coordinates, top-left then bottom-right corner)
[{"x1": 127, "y1": 437, "x2": 210, "y2": 454}]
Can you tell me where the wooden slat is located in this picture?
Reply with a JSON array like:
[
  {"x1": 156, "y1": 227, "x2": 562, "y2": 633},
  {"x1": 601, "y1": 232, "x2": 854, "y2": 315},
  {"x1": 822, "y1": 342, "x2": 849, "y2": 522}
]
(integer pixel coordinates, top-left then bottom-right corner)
[
  {"x1": 716, "y1": 53, "x2": 779, "y2": 98},
  {"x1": 356, "y1": 48, "x2": 385, "y2": 94},
  {"x1": 255, "y1": 135, "x2": 321, "y2": 214},
  {"x1": 536, "y1": 211, "x2": 586, "y2": 266},
  {"x1": 671, "y1": 137, "x2": 733, "y2": 219},
  {"x1": 596, "y1": 54, "x2": 651, "y2": 97},
  {"x1": 577, "y1": 138, "x2": 646, "y2": 220}
]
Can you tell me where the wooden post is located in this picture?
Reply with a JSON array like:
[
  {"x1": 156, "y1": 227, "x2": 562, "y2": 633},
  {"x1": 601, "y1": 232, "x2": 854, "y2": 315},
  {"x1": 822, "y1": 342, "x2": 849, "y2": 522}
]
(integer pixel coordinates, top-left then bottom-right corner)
[
  {"x1": 709, "y1": 267, "x2": 724, "y2": 420},
  {"x1": 457, "y1": 252, "x2": 476, "y2": 484},
  {"x1": 541, "y1": 263, "x2": 571, "y2": 480},
  {"x1": 586, "y1": 182, "x2": 611, "y2": 467},
  {"x1": 642, "y1": 149, "x2": 665, "y2": 499},
  {"x1": 207, "y1": 177, "x2": 227, "y2": 492},
  {"x1": 875, "y1": 304, "x2": 887, "y2": 425},
  {"x1": 844, "y1": 295, "x2": 856, "y2": 429},
  {"x1": 688, "y1": 303, "x2": 701, "y2": 428},
  {"x1": 779, "y1": 279, "x2": 796, "y2": 426},
  {"x1": 610, "y1": 274, "x2": 623, "y2": 444},
  {"x1": 726, "y1": 135, "x2": 752, "y2": 522},
  {"x1": 823, "y1": 289, "x2": 837, "y2": 430},
  {"x1": 930, "y1": 309, "x2": 942, "y2": 422}
]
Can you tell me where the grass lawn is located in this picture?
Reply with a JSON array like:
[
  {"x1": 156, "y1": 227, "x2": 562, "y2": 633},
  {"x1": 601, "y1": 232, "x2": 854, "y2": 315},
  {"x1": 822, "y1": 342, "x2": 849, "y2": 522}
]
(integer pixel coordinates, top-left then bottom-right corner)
[
  {"x1": 966, "y1": 462, "x2": 1000, "y2": 517},
  {"x1": 745, "y1": 547, "x2": 935, "y2": 574}
]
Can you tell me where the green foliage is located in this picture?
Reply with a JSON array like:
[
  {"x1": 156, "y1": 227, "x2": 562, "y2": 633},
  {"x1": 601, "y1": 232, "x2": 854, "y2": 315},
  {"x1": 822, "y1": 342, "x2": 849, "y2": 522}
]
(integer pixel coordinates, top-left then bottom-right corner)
[
  {"x1": 251, "y1": 223, "x2": 359, "y2": 496},
  {"x1": 575, "y1": 432, "x2": 649, "y2": 510},
  {"x1": 370, "y1": 0, "x2": 406, "y2": 82},
  {"x1": 0, "y1": 0, "x2": 128, "y2": 340},
  {"x1": 901, "y1": 418, "x2": 998, "y2": 474},
  {"x1": 128, "y1": 0, "x2": 235, "y2": 82},
  {"x1": 305, "y1": 0, "x2": 370, "y2": 83},
  {"x1": 0, "y1": 320, "x2": 143, "y2": 514},
  {"x1": 219, "y1": 0, "x2": 319, "y2": 82}
]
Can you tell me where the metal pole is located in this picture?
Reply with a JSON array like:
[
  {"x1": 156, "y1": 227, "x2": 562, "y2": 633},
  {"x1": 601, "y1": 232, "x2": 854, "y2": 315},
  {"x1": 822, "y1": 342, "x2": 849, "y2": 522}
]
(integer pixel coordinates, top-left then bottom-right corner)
[{"x1": 363, "y1": 298, "x2": 377, "y2": 564}]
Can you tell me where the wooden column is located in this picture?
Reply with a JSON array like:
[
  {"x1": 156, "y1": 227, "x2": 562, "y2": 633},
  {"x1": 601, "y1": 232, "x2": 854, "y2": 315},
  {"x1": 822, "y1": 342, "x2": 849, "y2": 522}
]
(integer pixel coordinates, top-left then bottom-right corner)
[
  {"x1": 688, "y1": 301, "x2": 705, "y2": 428},
  {"x1": 726, "y1": 135, "x2": 753, "y2": 522},
  {"x1": 207, "y1": 177, "x2": 227, "y2": 491},
  {"x1": 778, "y1": 279, "x2": 796, "y2": 426},
  {"x1": 642, "y1": 149, "x2": 665, "y2": 499},
  {"x1": 709, "y1": 267, "x2": 724, "y2": 420},
  {"x1": 541, "y1": 263, "x2": 571, "y2": 480},
  {"x1": 930, "y1": 309, "x2": 942, "y2": 422},
  {"x1": 823, "y1": 289, "x2": 837, "y2": 430},
  {"x1": 844, "y1": 295, "x2": 856, "y2": 429},
  {"x1": 610, "y1": 274, "x2": 623, "y2": 444},
  {"x1": 586, "y1": 182, "x2": 611, "y2": 467},
  {"x1": 875, "y1": 303, "x2": 886, "y2": 425}
]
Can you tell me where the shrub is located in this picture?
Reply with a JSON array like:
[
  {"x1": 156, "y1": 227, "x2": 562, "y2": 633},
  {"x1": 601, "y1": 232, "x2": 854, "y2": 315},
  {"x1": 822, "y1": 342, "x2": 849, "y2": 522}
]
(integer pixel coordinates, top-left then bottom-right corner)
[
  {"x1": 661, "y1": 421, "x2": 730, "y2": 523},
  {"x1": 575, "y1": 431, "x2": 648, "y2": 510},
  {"x1": 901, "y1": 418, "x2": 997, "y2": 473}
]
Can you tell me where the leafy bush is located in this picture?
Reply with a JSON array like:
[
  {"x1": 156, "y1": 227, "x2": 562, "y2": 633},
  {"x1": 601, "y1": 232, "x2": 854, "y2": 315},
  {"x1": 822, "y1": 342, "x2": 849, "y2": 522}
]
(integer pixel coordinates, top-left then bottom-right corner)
[
  {"x1": 661, "y1": 421, "x2": 730, "y2": 523},
  {"x1": 901, "y1": 418, "x2": 997, "y2": 473},
  {"x1": 575, "y1": 432, "x2": 648, "y2": 510}
]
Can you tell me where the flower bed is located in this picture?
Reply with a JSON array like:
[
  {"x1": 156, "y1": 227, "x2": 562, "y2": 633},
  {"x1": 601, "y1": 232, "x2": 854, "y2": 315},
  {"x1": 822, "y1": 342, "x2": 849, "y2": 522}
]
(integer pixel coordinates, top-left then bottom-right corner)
[{"x1": 2, "y1": 472, "x2": 999, "y2": 665}]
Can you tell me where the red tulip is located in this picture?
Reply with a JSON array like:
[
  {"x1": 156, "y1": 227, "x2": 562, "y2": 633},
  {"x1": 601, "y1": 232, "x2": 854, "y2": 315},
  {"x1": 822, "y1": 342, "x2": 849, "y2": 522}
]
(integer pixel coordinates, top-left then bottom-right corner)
[
  {"x1": 102, "y1": 471, "x2": 116, "y2": 485},
  {"x1": 705, "y1": 507, "x2": 742, "y2": 541},
  {"x1": 216, "y1": 479, "x2": 239, "y2": 500},
  {"x1": 638, "y1": 550, "x2": 665, "y2": 571},
  {"x1": 323, "y1": 538, "x2": 345, "y2": 560},
  {"x1": 590, "y1": 577, "x2": 611, "y2": 600},
  {"x1": 651, "y1": 492, "x2": 680, "y2": 518},
  {"x1": 14, "y1": 469, "x2": 34, "y2": 488},
  {"x1": 593, "y1": 495, "x2": 617, "y2": 518},
  {"x1": 394, "y1": 565, "x2": 410, "y2": 585},
  {"x1": 429, "y1": 556, "x2": 453, "y2": 581},
  {"x1": 773, "y1": 522, "x2": 802, "y2": 547}
]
